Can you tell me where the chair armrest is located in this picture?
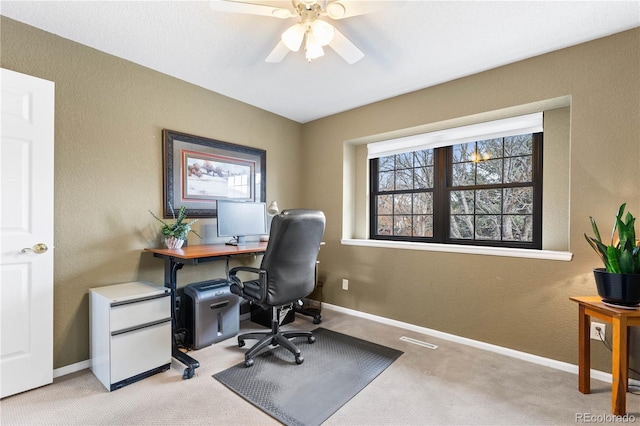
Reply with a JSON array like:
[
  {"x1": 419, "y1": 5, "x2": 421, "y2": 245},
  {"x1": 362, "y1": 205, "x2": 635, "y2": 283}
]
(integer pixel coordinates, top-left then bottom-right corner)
[
  {"x1": 228, "y1": 266, "x2": 259, "y2": 290},
  {"x1": 229, "y1": 266, "x2": 262, "y2": 276},
  {"x1": 228, "y1": 266, "x2": 268, "y2": 303}
]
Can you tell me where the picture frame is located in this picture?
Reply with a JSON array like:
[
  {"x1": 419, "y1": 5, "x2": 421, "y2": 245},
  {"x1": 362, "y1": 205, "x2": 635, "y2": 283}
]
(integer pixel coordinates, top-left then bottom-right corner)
[{"x1": 162, "y1": 129, "x2": 266, "y2": 218}]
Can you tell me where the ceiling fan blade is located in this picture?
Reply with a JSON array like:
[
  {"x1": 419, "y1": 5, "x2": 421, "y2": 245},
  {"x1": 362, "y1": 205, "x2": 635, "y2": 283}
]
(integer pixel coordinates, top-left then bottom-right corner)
[
  {"x1": 210, "y1": 0, "x2": 294, "y2": 19},
  {"x1": 265, "y1": 40, "x2": 290, "y2": 63},
  {"x1": 328, "y1": 28, "x2": 364, "y2": 64},
  {"x1": 324, "y1": 0, "x2": 385, "y2": 19}
]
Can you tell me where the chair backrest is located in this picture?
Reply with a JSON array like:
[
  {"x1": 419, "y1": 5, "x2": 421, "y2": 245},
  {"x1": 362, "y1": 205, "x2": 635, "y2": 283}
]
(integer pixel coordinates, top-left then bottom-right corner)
[{"x1": 260, "y1": 209, "x2": 325, "y2": 306}]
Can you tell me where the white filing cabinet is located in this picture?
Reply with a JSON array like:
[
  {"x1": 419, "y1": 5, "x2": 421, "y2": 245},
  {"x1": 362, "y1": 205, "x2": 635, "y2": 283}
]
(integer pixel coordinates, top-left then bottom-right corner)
[{"x1": 90, "y1": 281, "x2": 171, "y2": 391}]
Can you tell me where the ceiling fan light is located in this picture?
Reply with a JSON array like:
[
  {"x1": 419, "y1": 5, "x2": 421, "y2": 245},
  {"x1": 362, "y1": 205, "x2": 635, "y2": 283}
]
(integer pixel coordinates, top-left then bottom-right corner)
[
  {"x1": 310, "y1": 19, "x2": 335, "y2": 46},
  {"x1": 281, "y1": 23, "x2": 305, "y2": 51},
  {"x1": 305, "y1": 32, "x2": 324, "y2": 60}
]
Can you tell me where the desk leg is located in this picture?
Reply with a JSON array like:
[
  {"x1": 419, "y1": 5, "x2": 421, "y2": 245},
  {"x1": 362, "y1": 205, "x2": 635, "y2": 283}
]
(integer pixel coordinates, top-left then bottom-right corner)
[
  {"x1": 611, "y1": 316, "x2": 628, "y2": 415},
  {"x1": 578, "y1": 304, "x2": 590, "y2": 394},
  {"x1": 163, "y1": 258, "x2": 200, "y2": 380}
]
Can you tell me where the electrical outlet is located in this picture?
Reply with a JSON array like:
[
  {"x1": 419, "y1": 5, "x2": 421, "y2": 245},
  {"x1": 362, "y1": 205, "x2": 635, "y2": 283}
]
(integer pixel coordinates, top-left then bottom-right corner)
[
  {"x1": 590, "y1": 322, "x2": 606, "y2": 340},
  {"x1": 342, "y1": 279, "x2": 349, "y2": 290}
]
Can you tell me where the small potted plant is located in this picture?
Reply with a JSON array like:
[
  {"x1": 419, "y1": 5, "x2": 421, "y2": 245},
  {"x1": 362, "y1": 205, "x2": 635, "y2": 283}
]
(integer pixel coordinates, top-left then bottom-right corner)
[
  {"x1": 584, "y1": 203, "x2": 640, "y2": 307},
  {"x1": 149, "y1": 205, "x2": 201, "y2": 249}
]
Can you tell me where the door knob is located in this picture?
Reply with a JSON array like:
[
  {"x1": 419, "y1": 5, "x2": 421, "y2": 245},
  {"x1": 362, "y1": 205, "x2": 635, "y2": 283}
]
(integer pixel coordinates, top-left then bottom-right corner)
[{"x1": 21, "y1": 243, "x2": 48, "y2": 254}]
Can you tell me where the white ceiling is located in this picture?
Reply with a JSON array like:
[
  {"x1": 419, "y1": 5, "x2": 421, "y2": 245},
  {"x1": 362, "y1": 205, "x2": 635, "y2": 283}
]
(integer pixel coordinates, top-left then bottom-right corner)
[{"x1": 2, "y1": 1, "x2": 639, "y2": 123}]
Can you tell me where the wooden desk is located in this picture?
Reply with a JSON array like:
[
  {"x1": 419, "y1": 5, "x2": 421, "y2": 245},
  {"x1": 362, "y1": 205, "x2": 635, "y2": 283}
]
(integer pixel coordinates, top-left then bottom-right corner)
[
  {"x1": 570, "y1": 296, "x2": 640, "y2": 415},
  {"x1": 145, "y1": 243, "x2": 268, "y2": 379}
]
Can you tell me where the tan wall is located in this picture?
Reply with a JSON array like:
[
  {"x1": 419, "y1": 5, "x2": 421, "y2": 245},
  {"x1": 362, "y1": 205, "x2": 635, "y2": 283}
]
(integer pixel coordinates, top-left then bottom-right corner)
[
  {"x1": 1, "y1": 17, "x2": 303, "y2": 368},
  {"x1": 3, "y1": 16, "x2": 639, "y2": 375},
  {"x1": 302, "y1": 28, "x2": 640, "y2": 373}
]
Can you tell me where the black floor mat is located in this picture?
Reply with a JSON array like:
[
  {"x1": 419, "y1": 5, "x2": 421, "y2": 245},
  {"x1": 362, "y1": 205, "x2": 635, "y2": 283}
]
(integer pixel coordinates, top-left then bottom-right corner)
[{"x1": 213, "y1": 327, "x2": 403, "y2": 426}]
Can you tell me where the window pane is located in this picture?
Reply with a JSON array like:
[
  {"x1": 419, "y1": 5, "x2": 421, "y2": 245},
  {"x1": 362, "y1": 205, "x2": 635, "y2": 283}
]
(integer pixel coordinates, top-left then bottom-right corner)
[
  {"x1": 452, "y1": 163, "x2": 475, "y2": 186},
  {"x1": 414, "y1": 166, "x2": 434, "y2": 189},
  {"x1": 414, "y1": 149, "x2": 434, "y2": 167},
  {"x1": 377, "y1": 194, "x2": 393, "y2": 215},
  {"x1": 379, "y1": 155, "x2": 395, "y2": 171},
  {"x1": 413, "y1": 192, "x2": 433, "y2": 214},
  {"x1": 476, "y1": 215, "x2": 501, "y2": 240},
  {"x1": 394, "y1": 193, "x2": 412, "y2": 215},
  {"x1": 376, "y1": 215, "x2": 393, "y2": 236},
  {"x1": 450, "y1": 190, "x2": 474, "y2": 214},
  {"x1": 395, "y1": 152, "x2": 413, "y2": 168},
  {"x1": 477, "y1": 138, "x2": 503, "y2": 161},
  {"x1": 452, "y1": 142, "x2": 475, "y2": 163},
  {"x1": 503, "y1": 187, "x2": 533, "y2": 214},
  {"x1": 476, "y1": 158, "x2": 503, "y2": 184},
  {"x1": 503, "y1": 215, "x2": 533, "y2": 242},
  {"x1": 394, "y1": 215, "x2": 412, "y2": 236},
  {"x1": 504, "y1": 156, "x2": 532, "y2": 183},
  {"x1": 450, "y1": 215, "x2": 474, "y2": 239},
  {"x1": 378, "y1": 170, "x2": 394, "y2": 191},
  {"x1": 476, "y1": 189, "x2": 501, "y2": 214},
  {"x1": 395, "y1": 168, "x2": 413, "y2": 190},
  {"x1": 504, "y1": 134, "x2": 532, "y2": 157},
  {"x1": 413, "y1": 215, "x2": 433, "y2": 237}
]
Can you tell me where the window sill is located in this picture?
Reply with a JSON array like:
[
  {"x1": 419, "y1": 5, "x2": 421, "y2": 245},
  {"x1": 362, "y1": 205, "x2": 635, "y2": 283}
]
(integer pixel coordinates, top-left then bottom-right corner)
[{"x1": 341, "y1": 239, "x2": 573, "y2": 261}]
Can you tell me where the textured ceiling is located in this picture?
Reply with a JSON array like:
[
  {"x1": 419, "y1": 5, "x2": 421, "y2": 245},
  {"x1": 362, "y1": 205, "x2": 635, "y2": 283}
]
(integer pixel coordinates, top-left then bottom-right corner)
[{"x1": 2, "y1": 1, "x2": 639, "y2": 123}]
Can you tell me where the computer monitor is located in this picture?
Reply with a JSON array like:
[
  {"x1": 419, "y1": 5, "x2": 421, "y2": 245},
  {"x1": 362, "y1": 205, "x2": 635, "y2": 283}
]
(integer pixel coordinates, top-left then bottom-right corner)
[{"x1": 217, "y1": 201, "x2": 267, "y2": 245}]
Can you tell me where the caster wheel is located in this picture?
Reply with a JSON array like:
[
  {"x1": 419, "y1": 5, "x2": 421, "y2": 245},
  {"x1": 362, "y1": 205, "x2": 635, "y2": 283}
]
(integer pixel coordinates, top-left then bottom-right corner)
[
  {"x1": 308, "y1": 336, "x2": 316, "y2": 344},
  {"x1": 244, "y1": 358, "x2": 254, "y2": 368},
  {"x1": 313, "y1": 316, "x2": 321, "y2": 324},
  {"x1": 182, "y1": 367, "x2": 194, "y2": 379},
  {"x1": 238, "y1": 339, "x2": 245, "y2": 348},
  {"x1": 295, "y1": 356, "x2": 304, "y2": 365}
]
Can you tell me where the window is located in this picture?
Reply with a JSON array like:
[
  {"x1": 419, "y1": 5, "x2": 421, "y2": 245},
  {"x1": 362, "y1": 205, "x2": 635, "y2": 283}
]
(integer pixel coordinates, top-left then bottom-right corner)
[{"x1": 369, "y1": 114, "x2": 543, "y2": 249}]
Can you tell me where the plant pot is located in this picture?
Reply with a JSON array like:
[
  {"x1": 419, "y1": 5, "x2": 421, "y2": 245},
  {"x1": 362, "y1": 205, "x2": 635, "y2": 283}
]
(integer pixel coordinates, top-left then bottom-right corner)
[
  {"x1": 165, "y1": 236, "x2": 185, "y2": 249},
  {"x1": 593, "y1": 268, "x2": 640, "y2": 308}
]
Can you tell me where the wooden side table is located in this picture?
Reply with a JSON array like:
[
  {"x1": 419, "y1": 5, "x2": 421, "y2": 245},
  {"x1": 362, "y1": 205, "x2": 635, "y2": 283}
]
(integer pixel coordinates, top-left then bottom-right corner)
[{"x1": 570, "y1": 296, "x2": 640, "y2": 415}]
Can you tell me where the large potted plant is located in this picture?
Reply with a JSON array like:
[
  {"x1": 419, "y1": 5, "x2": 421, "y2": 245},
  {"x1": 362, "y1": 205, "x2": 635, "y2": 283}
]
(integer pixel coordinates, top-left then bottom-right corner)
[
  {"x1": 149, "y1": 205, "x2": 201, "y2": 249},
  {"x1": 584, "y1": 203, "x2": 640, "y2": 308}
]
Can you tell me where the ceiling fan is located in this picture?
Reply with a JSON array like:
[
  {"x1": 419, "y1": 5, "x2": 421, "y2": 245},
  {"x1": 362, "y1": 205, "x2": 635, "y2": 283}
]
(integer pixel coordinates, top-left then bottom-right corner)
[{"x1": 209, "y1": 0, "x2": 382, "y2": 64}]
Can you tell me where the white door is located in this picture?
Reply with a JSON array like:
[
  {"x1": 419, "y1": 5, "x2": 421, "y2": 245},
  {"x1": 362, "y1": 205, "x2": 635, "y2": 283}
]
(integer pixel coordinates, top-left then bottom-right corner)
[{"x1": 0, "y1": 68, "x2": 55, "y2": 398}]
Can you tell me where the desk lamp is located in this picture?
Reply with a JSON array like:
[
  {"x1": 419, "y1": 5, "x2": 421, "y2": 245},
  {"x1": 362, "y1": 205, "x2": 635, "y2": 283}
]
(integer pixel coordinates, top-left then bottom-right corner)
[{"x1": 267, "y1": 201, "x2": 280, "y2": 216}]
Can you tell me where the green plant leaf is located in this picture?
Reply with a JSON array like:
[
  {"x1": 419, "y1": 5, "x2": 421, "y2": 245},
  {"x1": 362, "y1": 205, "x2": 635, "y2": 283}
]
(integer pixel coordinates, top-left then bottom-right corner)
[
  {"x1": 619, "y1": 250, "x2": 636, "y2": 274},
  {"x1": 584, "y1": 234, "x2": 608, "y2": 266},
  {"x1": 589, "y1": 216, "x2": 602, "y2": 243},
  {"x1": 606, "y1": 245, "x2": 621, "y2": 273},
  {"x1": 611, "y1": 203, "x2": 626, "y2": 245}
]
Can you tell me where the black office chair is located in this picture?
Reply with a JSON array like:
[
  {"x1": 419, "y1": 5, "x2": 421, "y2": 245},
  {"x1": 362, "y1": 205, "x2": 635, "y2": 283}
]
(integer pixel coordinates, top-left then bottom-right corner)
[{"x1": 228, "y1": 209, "x2": 326, "y2": 367}]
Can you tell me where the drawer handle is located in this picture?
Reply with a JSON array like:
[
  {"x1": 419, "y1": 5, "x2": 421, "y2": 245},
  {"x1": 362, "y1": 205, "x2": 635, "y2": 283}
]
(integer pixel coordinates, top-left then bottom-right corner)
[
  {"x1": 111, "y1": 292, "x2": 170, "y2": 307},
  {"x1": 111, "y1": 318, "x2": 170, "y2": 336}
]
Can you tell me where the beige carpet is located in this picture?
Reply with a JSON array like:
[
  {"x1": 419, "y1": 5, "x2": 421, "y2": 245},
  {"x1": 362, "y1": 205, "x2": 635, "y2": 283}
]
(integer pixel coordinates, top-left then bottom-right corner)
[{"x1": 2, "y1": 309, "x2": 638, "y2": 425}]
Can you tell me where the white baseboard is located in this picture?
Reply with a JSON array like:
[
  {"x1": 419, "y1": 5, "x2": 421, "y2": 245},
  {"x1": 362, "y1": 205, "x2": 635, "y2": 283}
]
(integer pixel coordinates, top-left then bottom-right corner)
[
  {"x1": 322, "y1": 303, "x2": 640, "y2": 387},
  {"x1": 54, "y1": 359, "x2": 91, "y2": 379},
  {"x1": 54, "y1": 303, "x2": 639, "y2": 388}
]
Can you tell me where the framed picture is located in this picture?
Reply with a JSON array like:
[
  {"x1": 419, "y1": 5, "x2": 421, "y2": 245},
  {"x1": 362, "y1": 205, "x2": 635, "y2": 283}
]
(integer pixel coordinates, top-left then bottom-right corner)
[{"x1": 162, "y1": 129, "x2": 266, "y2": 218}]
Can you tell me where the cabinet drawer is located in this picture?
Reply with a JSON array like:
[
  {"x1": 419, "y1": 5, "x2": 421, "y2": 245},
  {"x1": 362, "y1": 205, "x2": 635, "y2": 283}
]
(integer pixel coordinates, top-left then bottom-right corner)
[
  {"x1": 110, "y1": 296, "x2": 169, "y2": 332},
  {"x1": 110, "y1": 320, "x2": 171, "y2": 383}
]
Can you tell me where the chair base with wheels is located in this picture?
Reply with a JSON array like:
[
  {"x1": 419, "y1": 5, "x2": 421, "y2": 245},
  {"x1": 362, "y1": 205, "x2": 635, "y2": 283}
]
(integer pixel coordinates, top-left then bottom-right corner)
[{"x1": 237, "y1": 305, "x2": 315, "y2": 367}]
